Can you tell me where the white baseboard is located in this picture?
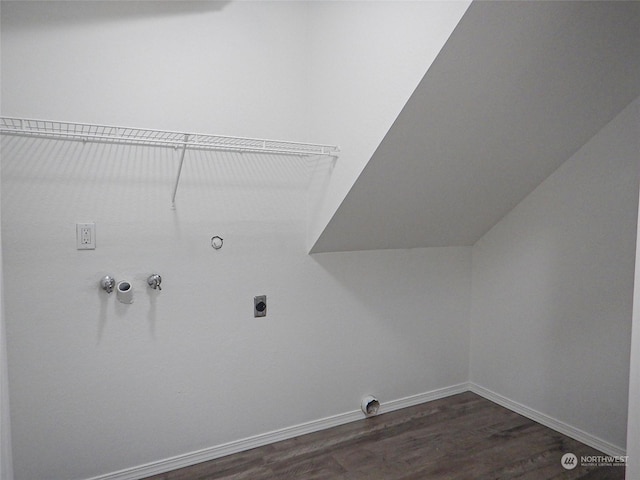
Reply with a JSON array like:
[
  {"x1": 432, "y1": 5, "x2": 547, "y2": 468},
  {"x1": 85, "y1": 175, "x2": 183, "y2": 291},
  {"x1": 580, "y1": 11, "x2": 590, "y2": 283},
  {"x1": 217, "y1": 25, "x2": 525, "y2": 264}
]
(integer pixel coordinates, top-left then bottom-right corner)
[
  {"x1": 378, "y1": 382, "x2": 469, "y2": 415},
  {"x1": 468, "y1": 382, "x2": 626, "y2": 457},
  {"x1": 86, "y1": 382, "x2": 469, "y2": 480},
  {"x1": 87, "y1": 382, "x2": 623, "y2": 479}
]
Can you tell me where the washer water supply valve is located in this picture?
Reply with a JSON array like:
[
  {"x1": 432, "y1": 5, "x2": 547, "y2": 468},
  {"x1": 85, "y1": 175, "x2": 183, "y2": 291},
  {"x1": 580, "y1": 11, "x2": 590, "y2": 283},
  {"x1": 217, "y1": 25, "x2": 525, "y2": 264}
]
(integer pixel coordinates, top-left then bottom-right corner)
[
  {"x1": 147, "y1": 274, "x2": 162, "y2": 290},
  {"x1": 100, "y1": 275, "x2": 116, "y2": 294}
]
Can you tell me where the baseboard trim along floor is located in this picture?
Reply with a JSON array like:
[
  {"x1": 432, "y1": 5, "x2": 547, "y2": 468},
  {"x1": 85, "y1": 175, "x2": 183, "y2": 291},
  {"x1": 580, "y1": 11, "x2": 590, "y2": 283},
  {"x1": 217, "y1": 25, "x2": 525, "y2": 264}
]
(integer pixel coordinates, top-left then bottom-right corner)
[
  {"x1": 86, "y1": 381, "x2": 623, "y2": 480},
  {"x1": 468, "y1": 382, "x2": 625, "y2": 458},
  {"x1": 86, "y1": 383, "x2": 468, "y2": 480}
]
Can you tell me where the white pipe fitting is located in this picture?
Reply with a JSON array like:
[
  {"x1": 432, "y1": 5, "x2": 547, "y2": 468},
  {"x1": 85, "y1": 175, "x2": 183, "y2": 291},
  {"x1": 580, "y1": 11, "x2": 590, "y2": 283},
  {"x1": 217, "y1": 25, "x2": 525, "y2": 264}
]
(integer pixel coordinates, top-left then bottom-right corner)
[
  {"x1": 361, "y1": 395, "x2": 380, "y2": 417},
  {"x1": 116, "y1": 280, "x2": 133, "y2": 304}
]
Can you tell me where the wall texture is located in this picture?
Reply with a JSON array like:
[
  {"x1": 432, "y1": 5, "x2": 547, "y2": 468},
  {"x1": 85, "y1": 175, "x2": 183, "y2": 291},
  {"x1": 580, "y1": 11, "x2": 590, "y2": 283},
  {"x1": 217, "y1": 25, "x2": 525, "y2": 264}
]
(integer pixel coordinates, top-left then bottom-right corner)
[
  {"x1": 0, "y1": 4, "x2": 473, "y2": 479},
  {"x1": 1, "y1": 186, "x2": 13, "y2": 480},
  {"x1": 0, "y1": 1, "x2": 310, "y2": 140},
  {"x1": 469, "y1": 97, "x2": 640, "y2": 451},
  {"x1": 305, "y1": 0, "x2": 470, "y2": 249},
  {"x1": 0, "y1": 136, "x2": 471, "y2": 480},
  {"x1": 626, "y1": 100, "x2": 640, "y2": 480},
  {"x1": 2, "y1": 2, "x2": 638, "y2": 479},
  {"x1": 0, "y1": 0, "x2": 471, "y2": 253}
]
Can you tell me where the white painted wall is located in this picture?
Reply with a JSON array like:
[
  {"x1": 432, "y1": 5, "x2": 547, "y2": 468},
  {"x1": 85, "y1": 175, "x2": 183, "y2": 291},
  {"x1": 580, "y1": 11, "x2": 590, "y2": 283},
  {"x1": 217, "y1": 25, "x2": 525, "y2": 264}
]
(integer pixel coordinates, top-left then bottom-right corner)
[
  {"x1": 0, "y1": 0, "x2": 472, "y2": 253},
  {"x1": 0, "y1": 1, "x2": 309, "y2": 140},
  {"x1": 626, "y1": 101, "x2": 640, "y2": 480},
  {"x1": 0, "y1": 2, "x2": 472, "y2": 479},
  {"x1": 305, "y1": 0, "x2": 470, "y2": 249},
  {"x1": 470, "y1": 97, "x2": 640, "y2": 451},
  {"x1": 0, "y1": 187, "x2": 14, "y2": 480},
  {"x1": 0, "y1": 137, "x2": 471, "y2": 479},
  {"x1": 309, "y1": 1, "x2": 640, "y2": 253},
  {"x1": 4, "y1": 2, "x2": 635, "y2": 478}
]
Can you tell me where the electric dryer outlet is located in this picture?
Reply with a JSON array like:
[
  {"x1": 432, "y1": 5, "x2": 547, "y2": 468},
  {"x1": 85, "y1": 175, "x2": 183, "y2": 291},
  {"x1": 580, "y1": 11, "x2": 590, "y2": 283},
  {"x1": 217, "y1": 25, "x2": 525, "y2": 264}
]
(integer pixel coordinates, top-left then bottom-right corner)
[{"x1": 254, "y1": 295, "x2": 267, "y2": 317}]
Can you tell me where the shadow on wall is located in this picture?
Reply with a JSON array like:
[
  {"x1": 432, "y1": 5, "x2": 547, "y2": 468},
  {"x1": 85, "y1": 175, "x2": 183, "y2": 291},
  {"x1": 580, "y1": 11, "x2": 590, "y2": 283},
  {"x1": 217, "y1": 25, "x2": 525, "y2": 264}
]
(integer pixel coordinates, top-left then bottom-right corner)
[
  {"x1": 307, "y1": 247, "x2": 472, "y2": 394},
  {"x1": 306, "y1": 153, "x2": 338, "y2": 248},
  {"x1": 309, "y1": 247, "x2": 472, "y2": 351},
  {"x1": 1, "y1": 0, "x2": 232, "y2": 29},
  {"x1": 0, "y1": 135, "x2": 322, "y2": 222}
]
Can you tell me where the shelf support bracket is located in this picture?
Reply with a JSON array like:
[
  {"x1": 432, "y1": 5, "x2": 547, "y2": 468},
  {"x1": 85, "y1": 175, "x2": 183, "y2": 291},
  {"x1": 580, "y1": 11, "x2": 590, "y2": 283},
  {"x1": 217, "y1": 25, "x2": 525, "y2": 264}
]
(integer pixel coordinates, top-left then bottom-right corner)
[{"x1": 171, "y1": 135, "x2": 189, "y2": 209}]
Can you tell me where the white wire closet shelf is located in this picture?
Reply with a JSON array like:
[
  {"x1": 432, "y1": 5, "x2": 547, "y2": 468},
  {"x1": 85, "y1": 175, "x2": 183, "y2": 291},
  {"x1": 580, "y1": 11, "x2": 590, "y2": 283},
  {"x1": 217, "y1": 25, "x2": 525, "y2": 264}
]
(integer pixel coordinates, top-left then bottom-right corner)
[
  {"x1": 0, "y1": 117, "x2": 340, "y2": 156},
  {"x1": 0, "y1": 116, "x2": 340, "y2": 208}
]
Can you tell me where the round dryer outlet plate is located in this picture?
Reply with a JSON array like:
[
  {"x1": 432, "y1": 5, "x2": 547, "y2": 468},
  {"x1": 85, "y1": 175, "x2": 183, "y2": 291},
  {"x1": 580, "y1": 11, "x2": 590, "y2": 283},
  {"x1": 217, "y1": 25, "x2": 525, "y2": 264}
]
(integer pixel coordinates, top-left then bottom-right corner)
[{"x1": 211, "y1": 236, "x2": 223, "y2": 249}]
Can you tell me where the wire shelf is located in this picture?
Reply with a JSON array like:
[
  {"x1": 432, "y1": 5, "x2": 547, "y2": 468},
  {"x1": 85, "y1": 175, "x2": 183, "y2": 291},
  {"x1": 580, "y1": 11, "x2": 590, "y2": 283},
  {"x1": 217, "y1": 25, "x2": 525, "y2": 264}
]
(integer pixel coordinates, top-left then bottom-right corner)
[
  {"x1": 0, "y1": 116, "x2": 339, "y2": 208},
  {"x1": 0, "y1": 117, "x2": 340, "y2": 157}
]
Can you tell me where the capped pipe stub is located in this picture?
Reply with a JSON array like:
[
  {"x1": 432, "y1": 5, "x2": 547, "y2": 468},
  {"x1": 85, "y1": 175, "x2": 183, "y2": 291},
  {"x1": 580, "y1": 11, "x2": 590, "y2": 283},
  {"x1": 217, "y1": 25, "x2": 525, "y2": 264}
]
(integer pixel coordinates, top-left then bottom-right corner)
[
  {"x1": 361, "y1": 395, "x2": 380, "y2": 417},
  {"x1": 116, "y1": 280, "x2": 134, "y2": 304}
]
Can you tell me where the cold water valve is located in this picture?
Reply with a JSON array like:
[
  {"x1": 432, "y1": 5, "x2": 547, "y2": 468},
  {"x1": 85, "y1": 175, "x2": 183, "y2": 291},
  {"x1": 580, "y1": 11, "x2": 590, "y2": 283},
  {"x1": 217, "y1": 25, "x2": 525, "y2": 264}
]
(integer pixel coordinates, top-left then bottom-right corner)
[{"x1": 147, "y1": 274, "x2": 162, "y2": 291}]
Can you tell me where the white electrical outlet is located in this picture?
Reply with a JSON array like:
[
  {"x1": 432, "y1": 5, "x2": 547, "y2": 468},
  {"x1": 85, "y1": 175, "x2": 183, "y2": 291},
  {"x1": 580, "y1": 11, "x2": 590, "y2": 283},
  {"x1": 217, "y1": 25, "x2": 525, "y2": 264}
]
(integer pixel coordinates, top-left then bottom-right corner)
[{"x1": 76, "y1": 223, "x2": 96, "y2": 250}]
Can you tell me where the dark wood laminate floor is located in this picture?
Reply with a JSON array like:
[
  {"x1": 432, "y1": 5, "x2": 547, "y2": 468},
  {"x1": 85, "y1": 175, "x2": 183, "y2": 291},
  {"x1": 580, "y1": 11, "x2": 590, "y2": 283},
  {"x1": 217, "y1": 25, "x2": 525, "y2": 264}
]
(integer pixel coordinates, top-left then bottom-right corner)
[{"x1": 144, "y1": 392, "x2": 624, "y2": 480}]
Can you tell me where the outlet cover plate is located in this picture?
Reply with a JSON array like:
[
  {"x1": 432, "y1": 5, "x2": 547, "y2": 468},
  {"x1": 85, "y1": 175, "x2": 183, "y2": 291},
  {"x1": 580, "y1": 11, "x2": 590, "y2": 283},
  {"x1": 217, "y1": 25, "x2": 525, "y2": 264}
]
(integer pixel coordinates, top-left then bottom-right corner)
[{"x1": 76, "y1": 223, "x2": 96, "y2": 250}]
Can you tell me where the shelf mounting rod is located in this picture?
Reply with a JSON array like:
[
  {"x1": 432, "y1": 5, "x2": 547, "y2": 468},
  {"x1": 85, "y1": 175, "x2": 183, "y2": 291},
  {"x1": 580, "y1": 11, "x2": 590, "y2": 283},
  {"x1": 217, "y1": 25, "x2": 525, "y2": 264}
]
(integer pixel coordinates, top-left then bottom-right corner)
[{"x1": 171, "y1": 135, "x2": 189, "y2": 209}]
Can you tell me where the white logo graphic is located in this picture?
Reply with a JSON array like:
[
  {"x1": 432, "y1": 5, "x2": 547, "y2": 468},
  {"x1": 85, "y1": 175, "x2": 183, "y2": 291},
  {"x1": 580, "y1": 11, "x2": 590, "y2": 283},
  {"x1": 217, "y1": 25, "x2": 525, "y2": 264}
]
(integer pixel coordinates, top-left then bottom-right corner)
[{"x1": 561, "y1": 453, "x2": 578, "y2": 470}]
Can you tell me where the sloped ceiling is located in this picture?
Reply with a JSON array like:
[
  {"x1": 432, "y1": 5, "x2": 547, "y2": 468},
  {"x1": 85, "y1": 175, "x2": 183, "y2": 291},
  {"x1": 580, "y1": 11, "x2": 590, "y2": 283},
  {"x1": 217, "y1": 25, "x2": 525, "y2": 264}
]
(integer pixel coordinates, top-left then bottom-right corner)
[{"x1": 311, "y1": 1, "x2": 640, "y2": 253}]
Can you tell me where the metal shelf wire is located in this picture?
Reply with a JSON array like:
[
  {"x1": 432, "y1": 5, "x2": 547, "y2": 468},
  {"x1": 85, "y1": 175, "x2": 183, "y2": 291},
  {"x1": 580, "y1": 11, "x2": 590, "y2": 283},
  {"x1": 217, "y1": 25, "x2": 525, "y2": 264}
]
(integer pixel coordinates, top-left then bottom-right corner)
[
  {"x1": 0, "y1": 116, "x2": 339, "y2": 208},
  {"x1": 0, "y1": 117, "x2": 340, "y2": 156}
]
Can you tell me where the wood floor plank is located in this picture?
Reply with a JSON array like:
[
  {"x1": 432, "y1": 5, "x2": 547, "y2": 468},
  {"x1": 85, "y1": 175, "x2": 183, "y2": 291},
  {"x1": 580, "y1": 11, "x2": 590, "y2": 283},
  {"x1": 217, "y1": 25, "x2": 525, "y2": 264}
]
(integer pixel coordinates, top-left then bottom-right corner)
[{"x1": 143, "y1": 392, "x2": 624, "y2": 480}]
